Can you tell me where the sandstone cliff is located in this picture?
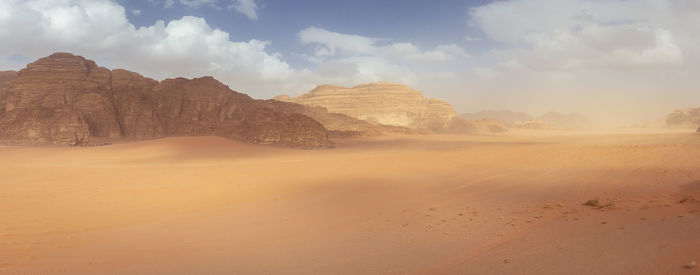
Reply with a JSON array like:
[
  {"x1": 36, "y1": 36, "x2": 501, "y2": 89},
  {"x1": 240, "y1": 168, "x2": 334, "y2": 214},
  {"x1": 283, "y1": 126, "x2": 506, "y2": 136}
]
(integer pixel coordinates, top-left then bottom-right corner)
[
  {"x1": 0, "y1": 53, "x2": 334, "y2": 148},
  {"x1": 0, "y1": 70, "x2": 18, "y2": 116},
  {"x1": 275, "y1": 82, "x2": 459, "y2": 132},
  {"x1": 666, "y1": 108, "x2": 700, "y2": 128}
]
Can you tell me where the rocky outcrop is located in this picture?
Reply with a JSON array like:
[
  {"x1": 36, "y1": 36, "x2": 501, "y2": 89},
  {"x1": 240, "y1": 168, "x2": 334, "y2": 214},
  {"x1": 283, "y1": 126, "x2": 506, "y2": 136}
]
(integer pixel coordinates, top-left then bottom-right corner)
[
  {"x1": 666, "y1": 108, "x2": 700, "y2": 128},
  {"x1": 0, "y1": 53, "x2": 334, "y2": 148},
  {"x1": 275, "y1": 82, "x2": 459, "y2": 131}
]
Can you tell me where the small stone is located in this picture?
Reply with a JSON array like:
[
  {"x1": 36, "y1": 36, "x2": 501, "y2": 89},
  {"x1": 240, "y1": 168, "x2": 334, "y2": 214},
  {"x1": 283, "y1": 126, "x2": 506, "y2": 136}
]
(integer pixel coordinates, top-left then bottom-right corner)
[
  {"x1": 687, "y1": 261, "x2": 697, "y2": 269},
  {"x1": 504, "y1": 259, "x2": 511, "y2": 264}
]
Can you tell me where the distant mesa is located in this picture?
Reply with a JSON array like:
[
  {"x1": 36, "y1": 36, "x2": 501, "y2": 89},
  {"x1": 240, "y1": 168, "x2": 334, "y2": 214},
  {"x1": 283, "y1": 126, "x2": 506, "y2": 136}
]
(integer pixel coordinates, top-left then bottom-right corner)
[
  {"x1": 0, "y1": 52, "x2": 355, "y2": 148},
  {"x1": 275, "y1": 82, "x2": 504, "y2": 134},
  {"x1": 461, "y1": 109, "x2": 533, "y2": 124},
  {"x1": 275, "y1": 82, "x2": 458, "y2": 131},
  {"x1": 461, "y1": 109, "x2": 591, "y2": 130},
  {"x1": 666, "y1": 108, "x2": 700, "y2": 128},
  {"x1": 536, "y1": 112, "x2": 591, "y2": 130}
]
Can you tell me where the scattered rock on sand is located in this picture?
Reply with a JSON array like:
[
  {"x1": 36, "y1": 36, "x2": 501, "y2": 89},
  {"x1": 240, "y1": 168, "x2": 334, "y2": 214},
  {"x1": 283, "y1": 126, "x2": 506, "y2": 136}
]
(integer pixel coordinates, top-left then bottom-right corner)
[{"x1": 679, "y1": 196, "x2": 696, "y2": 203}]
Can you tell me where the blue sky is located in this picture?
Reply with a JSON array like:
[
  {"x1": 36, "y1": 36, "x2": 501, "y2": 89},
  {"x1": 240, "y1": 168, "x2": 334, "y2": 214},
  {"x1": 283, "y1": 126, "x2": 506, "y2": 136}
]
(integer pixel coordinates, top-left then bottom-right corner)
[
  {"x1": 118, "y1": 0, "x2": 492, "y2": 68},
  {"x1": 1, "y1": 0, "x2": 699, "y2": 126}
]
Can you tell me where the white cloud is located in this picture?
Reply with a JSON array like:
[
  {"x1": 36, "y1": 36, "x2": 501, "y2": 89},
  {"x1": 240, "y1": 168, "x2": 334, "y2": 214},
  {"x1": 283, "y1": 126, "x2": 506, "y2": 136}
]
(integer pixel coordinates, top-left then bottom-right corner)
[
  {"x1": 297, "y1": 27, "x2": 469, "y2": 87},
  {"x1": 131, "y1": 9, "x2": 142, "y2": 15},
  {"x1": 468, "y1": 0, "x2": 697, "y2": 71},
  {"x1": 0, "y1": 0, "x2": 297, "y2": 98},
  {"x1": 299, "y1": 27, "x2": 468, "y2": 63},
  {"x1": 299, "y1": 27, "x2": 378, "y2": 56},
  {"x1": 460, "y1": 0, "x2": 700, "y2": 126},
  {"x1": 165, "y1": 0, "x2": 218, "y2": 8},
  {"x1": 161, "y1": 0, "x2": 259, "y2": 20},
  {"x1": 228, "y1": 0, "x2": 258, "y2": 20}
]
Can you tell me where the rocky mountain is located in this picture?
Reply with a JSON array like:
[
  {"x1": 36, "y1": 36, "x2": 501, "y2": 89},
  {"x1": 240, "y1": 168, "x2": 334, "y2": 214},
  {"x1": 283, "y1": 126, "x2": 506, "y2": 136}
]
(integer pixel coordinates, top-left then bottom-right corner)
[
  {"x1": 275, "y1": 82, "x2": 459, "y2": 132},
  {"x1": 666, "y1": 108, "x2": 700, "y2": 128},
  {"x1": 0, "y1": 53, "x2": 347, "y2": 148},
  {"x1": 460, "y1": 110, "x2": 534, "y2": 124}
]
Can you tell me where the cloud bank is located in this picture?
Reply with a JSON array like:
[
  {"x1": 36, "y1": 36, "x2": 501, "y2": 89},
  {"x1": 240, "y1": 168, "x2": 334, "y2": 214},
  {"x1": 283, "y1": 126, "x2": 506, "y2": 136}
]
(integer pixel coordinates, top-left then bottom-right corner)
[{"x1": 1, "y1": 0, "x2": 699, "y2": 126}]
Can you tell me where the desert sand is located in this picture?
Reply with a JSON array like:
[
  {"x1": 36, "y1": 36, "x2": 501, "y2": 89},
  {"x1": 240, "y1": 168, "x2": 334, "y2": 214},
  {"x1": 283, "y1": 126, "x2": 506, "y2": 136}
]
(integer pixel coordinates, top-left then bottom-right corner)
[{"x1": 1, "y1": 132, "x2": 699, "y2": 274}]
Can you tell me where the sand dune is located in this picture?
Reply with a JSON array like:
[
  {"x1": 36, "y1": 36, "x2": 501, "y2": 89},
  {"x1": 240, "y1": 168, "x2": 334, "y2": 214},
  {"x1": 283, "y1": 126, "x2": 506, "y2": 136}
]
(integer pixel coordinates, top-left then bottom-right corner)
[{"x1": 1, "y1": 133, "x2": 699, "y2": 274}]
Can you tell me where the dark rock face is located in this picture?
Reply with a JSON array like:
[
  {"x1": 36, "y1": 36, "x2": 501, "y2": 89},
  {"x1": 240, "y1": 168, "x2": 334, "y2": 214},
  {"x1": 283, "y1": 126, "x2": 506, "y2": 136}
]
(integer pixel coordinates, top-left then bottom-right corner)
[
  {"x1": 0, "y1": 53, "x2": 334, "y2": 148},
  {"x1": 0, "y1": 70, "x2": 19, "y2": 117}
]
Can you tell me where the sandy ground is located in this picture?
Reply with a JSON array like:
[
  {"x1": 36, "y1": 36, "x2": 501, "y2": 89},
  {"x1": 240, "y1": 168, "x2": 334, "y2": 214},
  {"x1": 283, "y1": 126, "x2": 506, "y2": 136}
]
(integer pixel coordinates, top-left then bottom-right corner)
[{"x1": 1, "y1": 132, "x2": 699, "y2": 274}]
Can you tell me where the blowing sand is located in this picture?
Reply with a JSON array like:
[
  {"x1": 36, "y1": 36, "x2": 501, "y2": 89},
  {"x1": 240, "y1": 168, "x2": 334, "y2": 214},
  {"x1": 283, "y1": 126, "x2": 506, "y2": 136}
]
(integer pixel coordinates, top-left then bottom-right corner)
[{"x1": 1, "y1": 132, "x2": 699, "y2": 274}]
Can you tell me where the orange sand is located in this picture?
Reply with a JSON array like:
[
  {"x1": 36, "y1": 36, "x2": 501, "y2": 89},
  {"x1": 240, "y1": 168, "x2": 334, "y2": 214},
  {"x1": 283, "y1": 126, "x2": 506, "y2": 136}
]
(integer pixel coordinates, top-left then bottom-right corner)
[{"x1": 1, "y1": 133, "x2": 699, "y2": 274}]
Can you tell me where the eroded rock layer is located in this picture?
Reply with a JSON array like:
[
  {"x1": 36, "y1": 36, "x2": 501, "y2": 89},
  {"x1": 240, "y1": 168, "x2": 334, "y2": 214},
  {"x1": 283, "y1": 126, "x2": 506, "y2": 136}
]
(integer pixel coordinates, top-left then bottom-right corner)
[
  {"x1": 275, "y1": 82, "x2": 459, "y2": 131},
  {"x1": 0, "y1": 53, "x2": 334, "y2": 148}
]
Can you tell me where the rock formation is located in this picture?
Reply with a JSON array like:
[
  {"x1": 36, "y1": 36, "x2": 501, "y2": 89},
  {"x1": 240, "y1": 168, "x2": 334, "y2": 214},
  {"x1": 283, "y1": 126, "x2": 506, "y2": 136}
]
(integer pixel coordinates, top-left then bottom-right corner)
[
  {"x1": 0, "y1": 53, "x2": 336, "y2": 148},
  {"x1": 461, "y1": 110, "x2": 534, "y2": 124},
  {"x1": 275, "y1": 82, "x2": 459, "y2": 131},
  {"x1": 666, "y1": 108, "x2": 700, "y2": 128},
  {"x1": 255, "y1": 99, "x2": 415, "y2": 137}
]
